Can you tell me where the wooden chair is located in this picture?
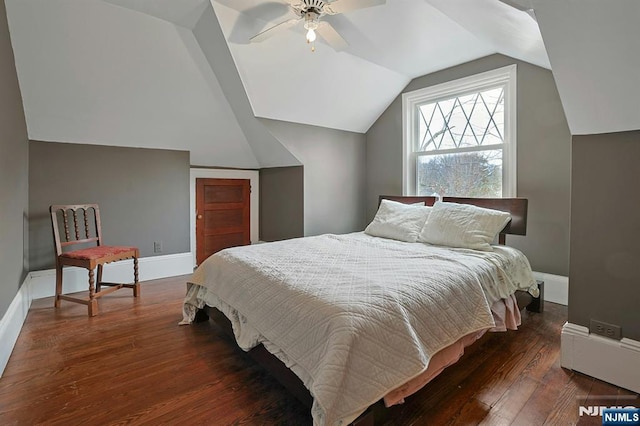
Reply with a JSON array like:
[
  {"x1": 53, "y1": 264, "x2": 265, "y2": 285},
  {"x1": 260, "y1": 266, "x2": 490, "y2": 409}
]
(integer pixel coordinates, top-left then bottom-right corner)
[{"x1": 50, "y1": 204, "x2": 140, "y2": 317}]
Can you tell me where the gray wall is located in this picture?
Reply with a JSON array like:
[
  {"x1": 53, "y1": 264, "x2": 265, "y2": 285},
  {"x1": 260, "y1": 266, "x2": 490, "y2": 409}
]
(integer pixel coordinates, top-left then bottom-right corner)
[
  {"x1": 0, "y1": 0, "x2": 29, "y2": 318},
  {"x1": 259, "y1": 166, "x2": 304, "y2": 241},
  {"x1": 570, "y1": 130, "x2": 640, "y2": 341},
  {"x1": 366, "y1": 54, "x2": 571, "y2": 276},
  {"x1": 261, "y1": 118, "x2": 367, "y2": 236},
  {"x1": 29, "y1": 141, "x2": 190, "y2": 270}
]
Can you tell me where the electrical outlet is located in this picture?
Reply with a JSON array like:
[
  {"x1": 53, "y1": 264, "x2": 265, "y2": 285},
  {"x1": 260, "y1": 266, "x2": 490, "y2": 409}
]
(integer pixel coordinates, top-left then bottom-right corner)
[
  {"x1": 153, "y1": 241, "x2": 162, "y2": 253},
  {"x1": 590, "y1": 319, "x2": 622, "y2": 340}
]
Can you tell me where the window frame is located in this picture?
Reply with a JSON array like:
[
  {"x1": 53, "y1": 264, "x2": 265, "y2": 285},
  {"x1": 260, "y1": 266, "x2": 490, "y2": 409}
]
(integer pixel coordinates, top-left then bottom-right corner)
[{"x1": 402, "y1": 65, "x2": 517, "y2": 197}]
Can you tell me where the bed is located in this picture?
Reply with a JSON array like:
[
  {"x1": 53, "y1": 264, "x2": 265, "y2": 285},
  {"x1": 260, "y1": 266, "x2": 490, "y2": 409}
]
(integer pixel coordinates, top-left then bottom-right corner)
[{"x1": 181, "y1": 196, "x2": 543, "y2": 425}]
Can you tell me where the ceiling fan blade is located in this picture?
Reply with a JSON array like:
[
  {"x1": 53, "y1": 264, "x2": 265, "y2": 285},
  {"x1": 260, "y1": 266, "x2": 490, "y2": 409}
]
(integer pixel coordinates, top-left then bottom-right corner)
[
  {"x1": 250, "y1": 18, "x2": 301, "y2": 43},
  {"x1": 324, "y1": 0, "x2": 386, "y2": 15},
  {"x1": 316, "y1": 21, "x2": 348, "y2": 51}
]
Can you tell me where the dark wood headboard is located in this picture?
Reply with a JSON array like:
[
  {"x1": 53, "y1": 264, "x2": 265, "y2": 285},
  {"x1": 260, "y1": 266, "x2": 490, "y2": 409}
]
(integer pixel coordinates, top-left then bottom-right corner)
[{"x1": 379, "y1": 195, "x2": 528, "y2": 243}]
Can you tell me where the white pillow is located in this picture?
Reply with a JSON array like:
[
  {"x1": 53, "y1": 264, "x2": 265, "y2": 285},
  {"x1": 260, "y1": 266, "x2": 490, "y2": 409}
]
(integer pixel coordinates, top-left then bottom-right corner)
[
  {"x1": 418, "y1": 201, "x2": 511, "y2": 251},
  {"x1": 365, "y1": 199, "x2": 432, "y2": 243}
]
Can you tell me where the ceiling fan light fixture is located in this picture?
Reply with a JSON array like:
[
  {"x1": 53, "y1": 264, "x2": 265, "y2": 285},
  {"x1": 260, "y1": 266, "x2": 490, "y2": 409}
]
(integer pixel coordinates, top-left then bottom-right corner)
[
  {"x1": 303, "y1": 11, "x2": 319, "y2": 30},
  {"x1": 303, "y1": 11, "x2": 319, "y2": 48},
  {"x1": 306, "y1": 28, "x2": 317, "y2": 43},
  {"x1": 250, "y1": 0, "x2": 380, "y2": 51}
]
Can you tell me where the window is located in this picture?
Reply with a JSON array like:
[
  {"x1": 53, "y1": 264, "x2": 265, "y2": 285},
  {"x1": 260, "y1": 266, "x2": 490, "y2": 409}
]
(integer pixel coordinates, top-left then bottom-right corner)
[{"x1": 402, "y1": 65, "x2": 517, "y2": 197}]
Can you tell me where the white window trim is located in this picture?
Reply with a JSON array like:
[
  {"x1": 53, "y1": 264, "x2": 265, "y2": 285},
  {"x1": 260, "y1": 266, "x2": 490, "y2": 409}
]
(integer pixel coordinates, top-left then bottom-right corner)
[{"x1": 402, "y1": 65, "x2": 517, "y2": 196}]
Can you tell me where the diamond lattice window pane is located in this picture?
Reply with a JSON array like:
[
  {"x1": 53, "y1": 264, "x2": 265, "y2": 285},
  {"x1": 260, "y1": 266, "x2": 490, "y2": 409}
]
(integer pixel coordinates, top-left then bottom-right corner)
[{"x1": 418, "y1": 86, "x2": 505, "y2": 152}]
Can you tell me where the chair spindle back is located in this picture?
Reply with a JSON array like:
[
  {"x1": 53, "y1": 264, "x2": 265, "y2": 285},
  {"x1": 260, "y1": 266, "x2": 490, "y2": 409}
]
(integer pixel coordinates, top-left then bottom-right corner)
[{"x1": 50, "y1": 204, "x2": 103, "y2": 256}]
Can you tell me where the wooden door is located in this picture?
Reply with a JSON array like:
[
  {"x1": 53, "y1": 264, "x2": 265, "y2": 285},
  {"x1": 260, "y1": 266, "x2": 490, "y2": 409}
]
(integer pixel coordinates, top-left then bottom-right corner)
[{"x1": 196, "y1": 178, "x2": 250, "y2": 266}]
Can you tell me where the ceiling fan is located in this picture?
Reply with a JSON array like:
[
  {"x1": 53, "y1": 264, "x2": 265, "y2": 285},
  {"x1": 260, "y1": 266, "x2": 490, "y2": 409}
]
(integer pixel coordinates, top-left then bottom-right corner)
[{"x1": 250, "y1": 0, "x2": 386, "y2": 51}]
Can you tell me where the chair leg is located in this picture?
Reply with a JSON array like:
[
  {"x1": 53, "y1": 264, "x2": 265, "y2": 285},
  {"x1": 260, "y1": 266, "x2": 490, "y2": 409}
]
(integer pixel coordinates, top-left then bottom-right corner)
[
  {"x1": 88, "y1": 268, "x2": 97, "y2": 317},
  {"x1": 55, "y1": 265, "x2": 63, "y2": 308},
  {"x1": 132, "y1": 256, "x2": 140, "y2": 297},
  {"x1": 88, "y1": 298, "x2": 98, "y2": 317},
  {"x1": 96, "y1": 264, "x2": 103, "y2": 293}
]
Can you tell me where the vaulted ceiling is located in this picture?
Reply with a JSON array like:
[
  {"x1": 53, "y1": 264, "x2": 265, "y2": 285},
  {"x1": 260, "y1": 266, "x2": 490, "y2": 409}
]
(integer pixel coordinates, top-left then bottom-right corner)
[
  {"x1": 211, "y1": 0, "x2": 548, "y2": 132},
  {"x1": 4, "y1": 0, "x2": 639, "y2": 167}
]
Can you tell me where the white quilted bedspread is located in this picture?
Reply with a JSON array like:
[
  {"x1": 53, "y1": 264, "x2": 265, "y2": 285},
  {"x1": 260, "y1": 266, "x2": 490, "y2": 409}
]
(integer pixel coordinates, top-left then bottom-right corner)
[{"x1": 182, "y1": 233, "x2": 537, "y2": 425}]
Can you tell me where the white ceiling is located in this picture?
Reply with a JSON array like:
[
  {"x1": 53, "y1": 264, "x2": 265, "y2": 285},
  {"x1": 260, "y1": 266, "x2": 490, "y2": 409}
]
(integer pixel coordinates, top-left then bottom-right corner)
[
  {"x1": 6, "y1": 0, "x2": 261, "y2": 168},
  {"x1": 5, "y1": 0, "x2": 638, "y2": 165},
  {"x1": 532, "y1": 0, "x2": 640, "y2": 135},
  {"x1": 212, "y1": 0, "x2": 549, "y2": 132},
  {"x1": 103, "y1": 0, "x2": 210, "y2": 29}
]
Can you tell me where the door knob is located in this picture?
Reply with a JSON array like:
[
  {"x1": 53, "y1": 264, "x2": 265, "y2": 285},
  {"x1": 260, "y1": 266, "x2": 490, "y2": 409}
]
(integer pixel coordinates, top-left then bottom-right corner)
[{"x1": 197, "y1": 215, "x2": 203, "y2": 220}]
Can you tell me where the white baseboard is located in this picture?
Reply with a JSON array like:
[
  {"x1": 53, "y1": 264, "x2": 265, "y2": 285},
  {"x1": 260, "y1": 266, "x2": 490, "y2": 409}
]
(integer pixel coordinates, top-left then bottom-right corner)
[
  {"x1": 0, "y1": 252, "x2": 192, "y2": 378},
  {"x1": 561, "y1": 322, "x2": 640, "y2": 393},
  {"x1": 28, "y1": 252, "x2": 193, "y2": 300},
  {"x1": 533, "y1": 271, "x2": 568, "y2": 306},
  {"x1": 0, "y1": 274, "x2": 31, "y2": 379}
]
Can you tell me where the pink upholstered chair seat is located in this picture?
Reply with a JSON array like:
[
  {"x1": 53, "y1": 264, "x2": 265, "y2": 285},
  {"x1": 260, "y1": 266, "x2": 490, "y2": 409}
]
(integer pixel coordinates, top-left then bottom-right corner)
[{"x1": 61, "y1": 246, "x2": 137, "y2": 261}]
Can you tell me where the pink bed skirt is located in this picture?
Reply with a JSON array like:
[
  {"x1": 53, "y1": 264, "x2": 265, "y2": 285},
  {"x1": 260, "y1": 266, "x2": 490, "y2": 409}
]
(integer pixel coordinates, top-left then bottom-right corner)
[{"x1": 383, "y1": 294, "x2": 522, "y2": 406}]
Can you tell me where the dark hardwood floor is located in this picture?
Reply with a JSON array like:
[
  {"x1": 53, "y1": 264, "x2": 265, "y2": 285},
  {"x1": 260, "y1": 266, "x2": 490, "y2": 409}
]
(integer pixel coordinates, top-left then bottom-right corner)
[{"x1": 0, "y1": 275, "x2": 636, "y2": 425}]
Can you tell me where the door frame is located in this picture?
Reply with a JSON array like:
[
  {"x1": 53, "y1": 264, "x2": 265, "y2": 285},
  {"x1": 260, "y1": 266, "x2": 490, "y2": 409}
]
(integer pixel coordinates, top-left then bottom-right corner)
[{"x1": 190, "y1": 168, "x2": 259, "y2": 268}]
